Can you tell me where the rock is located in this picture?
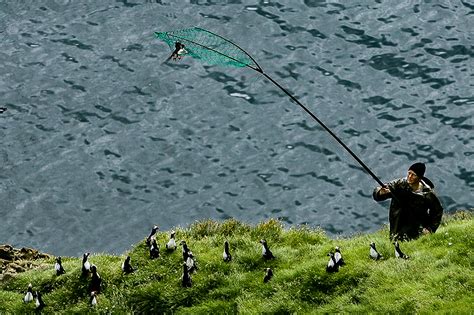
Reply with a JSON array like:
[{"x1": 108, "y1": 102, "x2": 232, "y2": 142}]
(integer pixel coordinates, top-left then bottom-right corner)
[
  {"x1": 0, "y1": 245, "x2": 14, "y2": 260},
  {"x1": 0, "y1": 244, "x2": 52, "y2": 277},
  {"x1": 8, "y1": 262, "x2": 25, "y2": 273},
  {"x1": 19, "y1": 247, "x2": 39, "y2": 260},
  {"x1": 0, "y1": 258, "x2": 8, "y2": 267}
]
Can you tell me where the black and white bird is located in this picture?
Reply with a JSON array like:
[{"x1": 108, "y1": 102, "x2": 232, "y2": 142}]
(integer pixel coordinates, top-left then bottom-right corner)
[
  {"x1": 166, "y1": 231, "x2": 177, "y2": 251},
  {"x1": 89, "y1": 265, "x2": 102, "y2": 294},
  {"x1": 260, "y1": 239, "x2": 275, "y2": 260},
  {"x1": 369, "y1": 242, "x2": 383, "y2": 260},
  {"x1": 81, "y1": 252, "x2": 91, "y2": 277},
  {"x1": 334, "y1": 246, "x2": 345, "y2": 266},
  {"x1": 394, "y1": 241, "x2": 409, "y2": 259},
  {"x1": 168, "y1": 42, "x2": 187, "y2": 61},
  {"x1": 150, "y1": 239, "x2": 160, "y2": 259},
  {"x1": 90, "y1": 291, "x2": 98, "y2": 306},
  {"x1": 55, "y1": 256, "x2": 66, "y2": 276},
  {"x1": 0, "y1": 107, "x2": 7, "y2": 114},
  {"x1": 186, "y1": 251, "x2": 198, "y2": 273},
  {"x1": 146, "y1": 225, "x2": 159, "y2": 247},
  {"x1": 263, "y1": 267, "x2": 273, "y2": 283},
  {"x1": 180, "y1": 240, "x2": 190, "y2": 261},
  {"x1": 181, "y1": 262, "x2": 192, "y2": 287},
  {"x1": 223, "y1": 240, "x2": 232, "y2": 262},
  {"x1": 35, "y1": 291, "x2": 45, "y2": 310},
  {"x1": 23, "y1": 283, "x2": 34, "y2": 303},
  {"x1": 122, "y1": 256, "x2": 135, "y2": 274},
  {"x1": 326, "y1": 252, "x2": 339, "y2": 273}
]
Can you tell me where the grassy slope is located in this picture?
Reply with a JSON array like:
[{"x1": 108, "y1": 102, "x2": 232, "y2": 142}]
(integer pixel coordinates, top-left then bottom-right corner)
[{"x1": 0, "y1": 212, "x2": 472, "y2": 314}]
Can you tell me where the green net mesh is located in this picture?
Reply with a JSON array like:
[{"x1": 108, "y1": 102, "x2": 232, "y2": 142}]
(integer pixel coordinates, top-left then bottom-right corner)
[{"x1": 155, "y1": 27, "x2": 260, "y2": 70}]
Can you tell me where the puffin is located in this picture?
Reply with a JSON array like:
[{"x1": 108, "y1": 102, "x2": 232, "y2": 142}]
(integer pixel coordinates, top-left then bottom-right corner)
[
  {"x1": 326, "y1": 252, "x2": 339, "y2": 273},
  {"x1": 90, "y1": 291, "x2": 98, "y2": 306},
  {"x1": 369, "y1": 242, "x2": 383, "y2": 260},
  {"x1": 81, "y1": 253, "x2": 91, "y2": 277},
  {"x1": 35, "y1": 291, "x2": 45, "y2": 310},
  {"x1": 89, "y1": 265, "x2": 102, "y2": 294},
  {"x1": 150, "y1": 239, "x2": 160, "y2": 259},
  {"x1": 180, "y1": 240, "x2": 190, "y2": 261},
  {"x1": 169, "y1": 42, "x2": 187, "y2": 61},
  {"x1": 263, "y1": 267, "x2": 273, "y2": 283},
  {"x1": 223, "y1": 240, "x2": 232, "y2": 262},
  {"x1": 186, "y1": 251, "x2": 198, "y2": 273},
  {"x1": 394, "y1": 241, "x2": 409, "y2": 259},
  {"x1": 55, "y1": 256, "x2": 66, "y2": 276},
  {"x1": 334, "y1": 246, "x2": 345, "y2": 266},
  {"x1": 166, "y1": 231, "x2": 177, "y2": 251},
  {"x1": 23, "y1": 283, "x2": 34, "y2": 303},
  {"x1": 146, "y1": 225, "x2": 159, "y2": 247},
  {"x1": 181, "y1": 262, "x2": 192, "y2": 287},
  {"x1": 122, "y1": 256, "x2": 135, "y2": 274},
  {"x1": 260, "y1": 239, "x2": 275, "y2": 260}
]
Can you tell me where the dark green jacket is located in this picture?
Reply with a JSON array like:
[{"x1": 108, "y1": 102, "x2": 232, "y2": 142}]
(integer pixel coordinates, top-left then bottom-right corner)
[{"x1": 373, "y1": 178, "x2": 443, "y2": 240}]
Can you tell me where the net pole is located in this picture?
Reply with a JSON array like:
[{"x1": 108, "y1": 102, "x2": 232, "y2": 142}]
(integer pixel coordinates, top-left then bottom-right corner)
[
  {"x1": 155, "y1": 28, "x2": 386, "y2": 188},
  {"x1": 259, "y1": 71, "x2": 386, "y2": 188}
]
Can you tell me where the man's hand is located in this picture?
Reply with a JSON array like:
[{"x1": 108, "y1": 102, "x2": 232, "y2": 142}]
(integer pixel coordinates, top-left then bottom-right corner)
[{"x1": 379, "y1": 187, "x2": 391, "y2": 196}]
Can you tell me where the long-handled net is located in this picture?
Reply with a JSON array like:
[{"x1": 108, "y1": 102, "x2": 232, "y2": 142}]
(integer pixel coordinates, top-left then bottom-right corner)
[
  {"x1": 156, "y1": 27, "x2": 261, "y2": 70},
  {"x1": 155, "y1": 27, "x2": 386, "y2": 187}
]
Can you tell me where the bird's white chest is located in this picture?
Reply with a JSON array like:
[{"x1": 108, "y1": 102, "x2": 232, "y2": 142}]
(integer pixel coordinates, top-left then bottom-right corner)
[
  {"x1": 167, "y1": 239, "x2": 176, "y2": 249},
  {"x1": 327, "y1": 258, "x2": 335, "y2": 268},
  {"x1": 24, "y1": 292, "x2": 33, "y2": 303},
  {"x1": 370, "y1": 247, "x2": 378, "y2": 258},
  {"x1": 186, "y1": 257, "x2": 194, "y2": 268}
]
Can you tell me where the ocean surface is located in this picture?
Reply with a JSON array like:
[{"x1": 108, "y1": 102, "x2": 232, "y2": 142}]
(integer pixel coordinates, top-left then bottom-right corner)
[{"x1": 0, "y1": 0, "x2": 472, "y2": 257}]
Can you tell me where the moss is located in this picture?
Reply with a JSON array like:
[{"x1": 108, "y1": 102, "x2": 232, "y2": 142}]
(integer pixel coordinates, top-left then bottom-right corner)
[{"x1": 0, "y1": 211, "x2": 472, "y2": 313}]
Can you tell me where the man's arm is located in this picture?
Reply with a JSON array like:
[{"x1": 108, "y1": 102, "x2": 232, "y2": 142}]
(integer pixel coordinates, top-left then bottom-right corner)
[
  {"x1": 373, "y1": 186, "x2": 391, "y2": 201},
  {"x1": 373, "y1": 179, "x2": 403, "y2": 202}
]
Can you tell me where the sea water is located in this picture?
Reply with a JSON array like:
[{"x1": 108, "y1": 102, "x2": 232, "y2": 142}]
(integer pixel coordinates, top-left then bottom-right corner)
[{"x1": 0, "y1": 0, "x2": 472, "y2": 256}]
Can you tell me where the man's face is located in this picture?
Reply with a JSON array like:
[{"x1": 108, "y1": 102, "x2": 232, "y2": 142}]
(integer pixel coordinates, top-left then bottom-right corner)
[{"x1": 407, "y1": 170, "x2": 420, "y2": 185}]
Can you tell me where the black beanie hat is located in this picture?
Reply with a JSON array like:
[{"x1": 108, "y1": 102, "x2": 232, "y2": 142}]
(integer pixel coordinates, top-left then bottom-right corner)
[{"x1": 408, "y1": 162, "x2": 426, "y2": 178}]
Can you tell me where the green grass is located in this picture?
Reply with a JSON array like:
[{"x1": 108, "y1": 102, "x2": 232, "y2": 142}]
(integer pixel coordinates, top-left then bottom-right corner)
[{"x1": 1, "y1": 212, "x2": 473, "y2": 314}]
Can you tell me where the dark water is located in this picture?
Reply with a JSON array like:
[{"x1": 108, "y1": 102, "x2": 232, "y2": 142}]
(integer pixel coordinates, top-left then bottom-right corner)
[{"x1": 0, "y1": 0, "x2": 472, "y2": 256}]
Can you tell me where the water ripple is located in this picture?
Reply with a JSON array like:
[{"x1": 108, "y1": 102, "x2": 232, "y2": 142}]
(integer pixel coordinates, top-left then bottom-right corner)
[
  {"x1": 101, "y1": 55, "x2": 134, "y2": 72},
  {"x1": 303, "y1": 0, "x2": 329, "y2": 8},
  {"x1": 290, "y1": 172, "x2": 343, "y2": 187},
  {"x1": 337, "y1": 25, "x2": 397, "y2": 48},
  {"x1": 311, "y1": 66, "x2": 361, "y2": 91},
  {"x1": 50, "y1": 38, "x2": 94, "y2": 50},
  {"x1": 365, "y1": 53, "x2": 455, "y2": 88},
  {"x1": 425, "y1": 45, "x2": 474, "y2": 60}
]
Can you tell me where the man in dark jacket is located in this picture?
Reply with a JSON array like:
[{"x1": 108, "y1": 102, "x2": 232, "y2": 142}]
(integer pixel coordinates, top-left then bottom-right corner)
[{"x1": 373, "y1": 162, "x2": 443, "y2": 241}]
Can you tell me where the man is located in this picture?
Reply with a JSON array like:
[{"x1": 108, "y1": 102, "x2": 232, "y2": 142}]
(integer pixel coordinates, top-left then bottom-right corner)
[{"x1": 373, "y1": 162, "x2": 443, "y2": 241}]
